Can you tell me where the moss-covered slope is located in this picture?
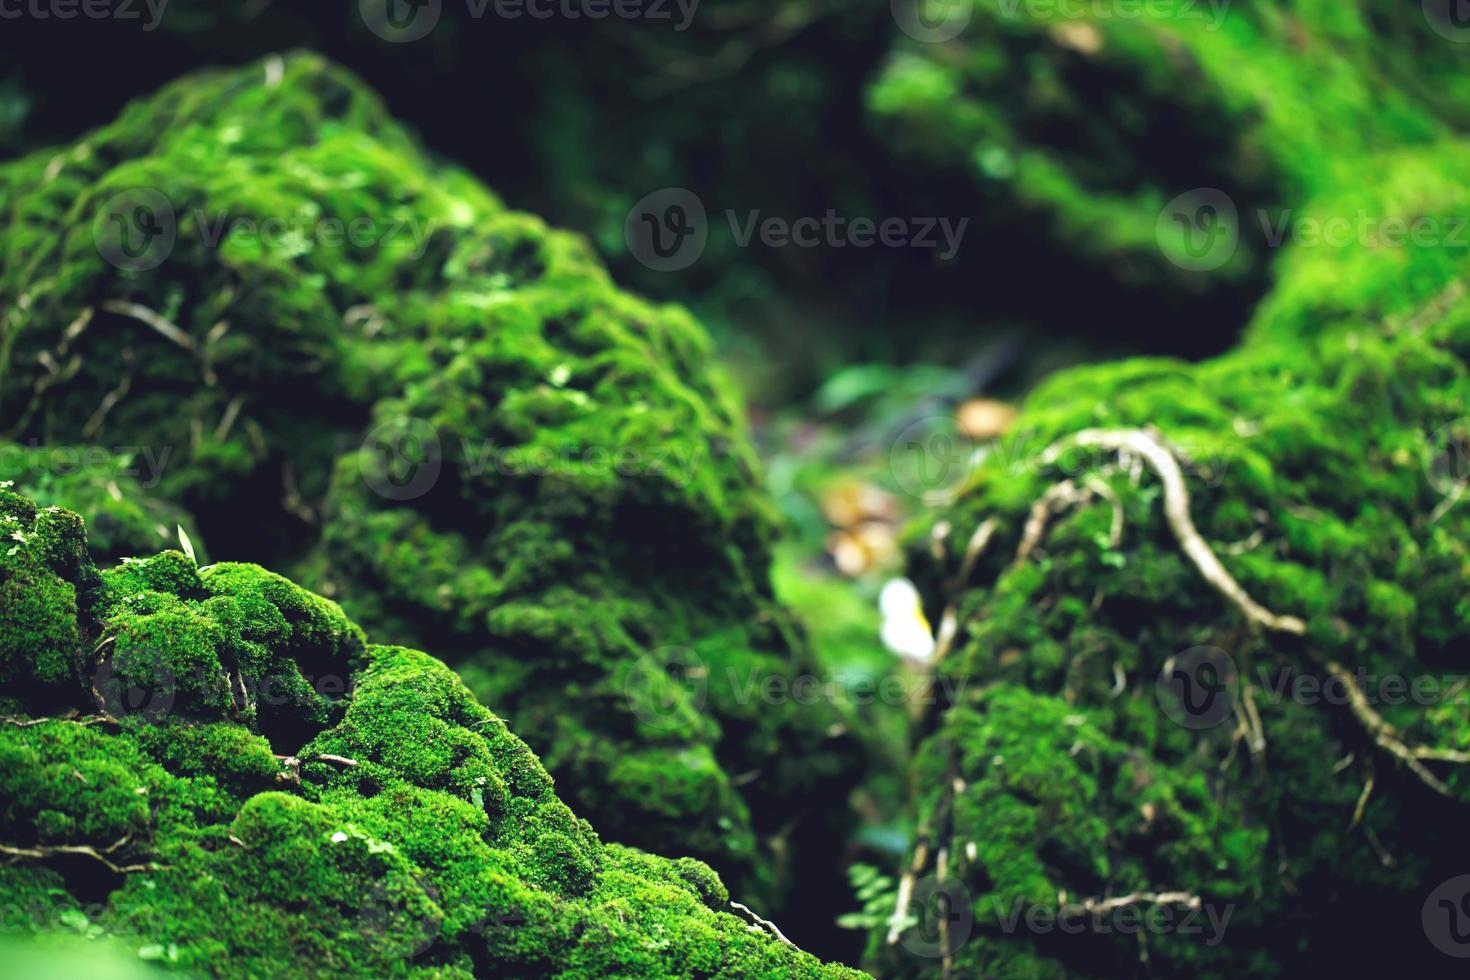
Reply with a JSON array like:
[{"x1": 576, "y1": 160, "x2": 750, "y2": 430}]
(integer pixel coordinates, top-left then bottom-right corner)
[
  {"x1": 0, "y1": 485, "x2": 864, "y2": 978},
  {"x1": 866, "y1": 0, "x2": 1470, "y2": 287},
  {"x1": 0, "y1": 53, "x2": 859, "y2": 905},
  {"x1": 867, "y1": 5, "x2": 1470, "y2": 976}
]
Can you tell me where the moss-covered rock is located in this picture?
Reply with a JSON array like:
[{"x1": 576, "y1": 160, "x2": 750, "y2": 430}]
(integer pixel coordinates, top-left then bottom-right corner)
[
  {"x1": 866, "y1": 5, "x2": 1470, "y2": 975},
  {"x1": 866, "y1": 0, "x2": 1470, "y2": 288},
  {"x1": 0, "y1": 444, "x2": 198, "y2": 566},
  {"x1": 0, "y1": 53, "x2": 860, "y2": 908},
  {"x1": 0, "y1": 487, "x2": 864, "y2": 977}
]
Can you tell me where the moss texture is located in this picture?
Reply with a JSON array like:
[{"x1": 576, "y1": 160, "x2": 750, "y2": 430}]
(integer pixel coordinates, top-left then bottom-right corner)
[
  {"x1": 0, "y1": 486, "x2": 864, "y2": 978},
  {"x1": 866, "y1": 0, "x2": 1470, "y2": 287},
  {"x1": 0, "y1": 52, "x2": 860, "y2": 907},
  {"x1": 865, "y1": 3, "x2": 1470, "y2": 975}
]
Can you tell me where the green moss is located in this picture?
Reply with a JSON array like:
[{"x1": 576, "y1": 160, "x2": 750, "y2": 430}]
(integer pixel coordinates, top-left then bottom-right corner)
[
  {"x1": 0, "y1": 490, "x2": 863, "y2": 977},
  {"x1": 0, "y1": 52, "x2": 860, "y2": 903},
  {"x1": 867, "y1": 9, "x2": 1470, "y2": 972},
  {"x1": 866, "y1": 0, "x2": 1470, "y2": 289},
  {"x1": 0, "y1": 485, "x2": 94, "y2": 707},
  {"x1": 0, "y1": 443, "x2": 199, "y2": 565}
]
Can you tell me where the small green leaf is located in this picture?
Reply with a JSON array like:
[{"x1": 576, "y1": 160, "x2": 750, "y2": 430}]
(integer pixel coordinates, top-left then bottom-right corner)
[{"x1": 177, "y1": 525, "x2": 197, "y2": 563}]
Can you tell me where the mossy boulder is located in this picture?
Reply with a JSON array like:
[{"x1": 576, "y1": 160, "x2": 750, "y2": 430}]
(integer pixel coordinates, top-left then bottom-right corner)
[
  {"x1": 867, "y1": 5, "x2": 1470, "y2": 975},
  {"x1": 0, "y1": 53, "x2": 860, "y2": 907},
  {"x1": 866, "y1": 0, "x2": 1470, "y2": 288},
  {"x1": 0, "y1": 487, "x2": 864, "y2": 978}
]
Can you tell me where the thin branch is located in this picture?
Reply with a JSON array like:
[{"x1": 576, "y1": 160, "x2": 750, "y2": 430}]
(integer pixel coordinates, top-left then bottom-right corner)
[
  {"x1": 0, "y1": 835, "x2": 158, "y2": 874},
  {"x1": 950, "y1": 518, "x2": 999, "y2": 593},
  {"x1": 101, "y1": 300, "x2": 198, "y2": 352},
  {"x1": 1014, "y1": 479, "x2": 1088, "y2": 566},
  {"x1": 1350, "y1": 765, "x2": 1374, "y2": 830},
  {"x1": 1060, "y1": 890, "x2": 1201, "y2": 916},
  {"x1": 1085, "y1": 474, "x2": 1124, "y2": 548},
  {"x1": 1313, "y1": 655, "x2": 1470, "y2": 796},
  {"x1": 1043, "y1": 429, "x2": 1307, "y2": 635},
  {"x1": 729, "y1": 901, "x2": 794, "y2": 947}
]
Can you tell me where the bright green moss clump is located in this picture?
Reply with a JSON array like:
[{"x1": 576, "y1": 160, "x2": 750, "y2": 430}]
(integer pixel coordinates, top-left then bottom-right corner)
[
  {"x1": 0, "y1": 488, "x2": 864, "y2": 978},
  {"x1": 0, "y1": 53, "x2": 859, "y2": 906},
  {"x1": 866, "y1": 0, "x2": 1470, "y2": 288},
  {"x1": 866, "y1": 5, "x2": 1470, "y2": 975}
]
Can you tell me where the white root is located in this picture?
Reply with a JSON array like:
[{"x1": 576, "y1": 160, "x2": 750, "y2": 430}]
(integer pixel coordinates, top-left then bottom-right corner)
[
  {"x1": 1060, "y1": 890, "x2": 1201, "y2": 916},
  {"x1": 1013, "y1": 479, "x2": 1089, "y2": 566},
  {"x1": 730, "y1": 901, "x2": 794, "y2": 947},
  {"x1": 1043, "y1": 429, "x2": 1306, "y2": 635},
  {"x1": 101, "y1": 300, "x2": 198, "y2": 352},
  {"x1": 1314, "y1": 656, "x2": 1470, "y2": 797}
]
